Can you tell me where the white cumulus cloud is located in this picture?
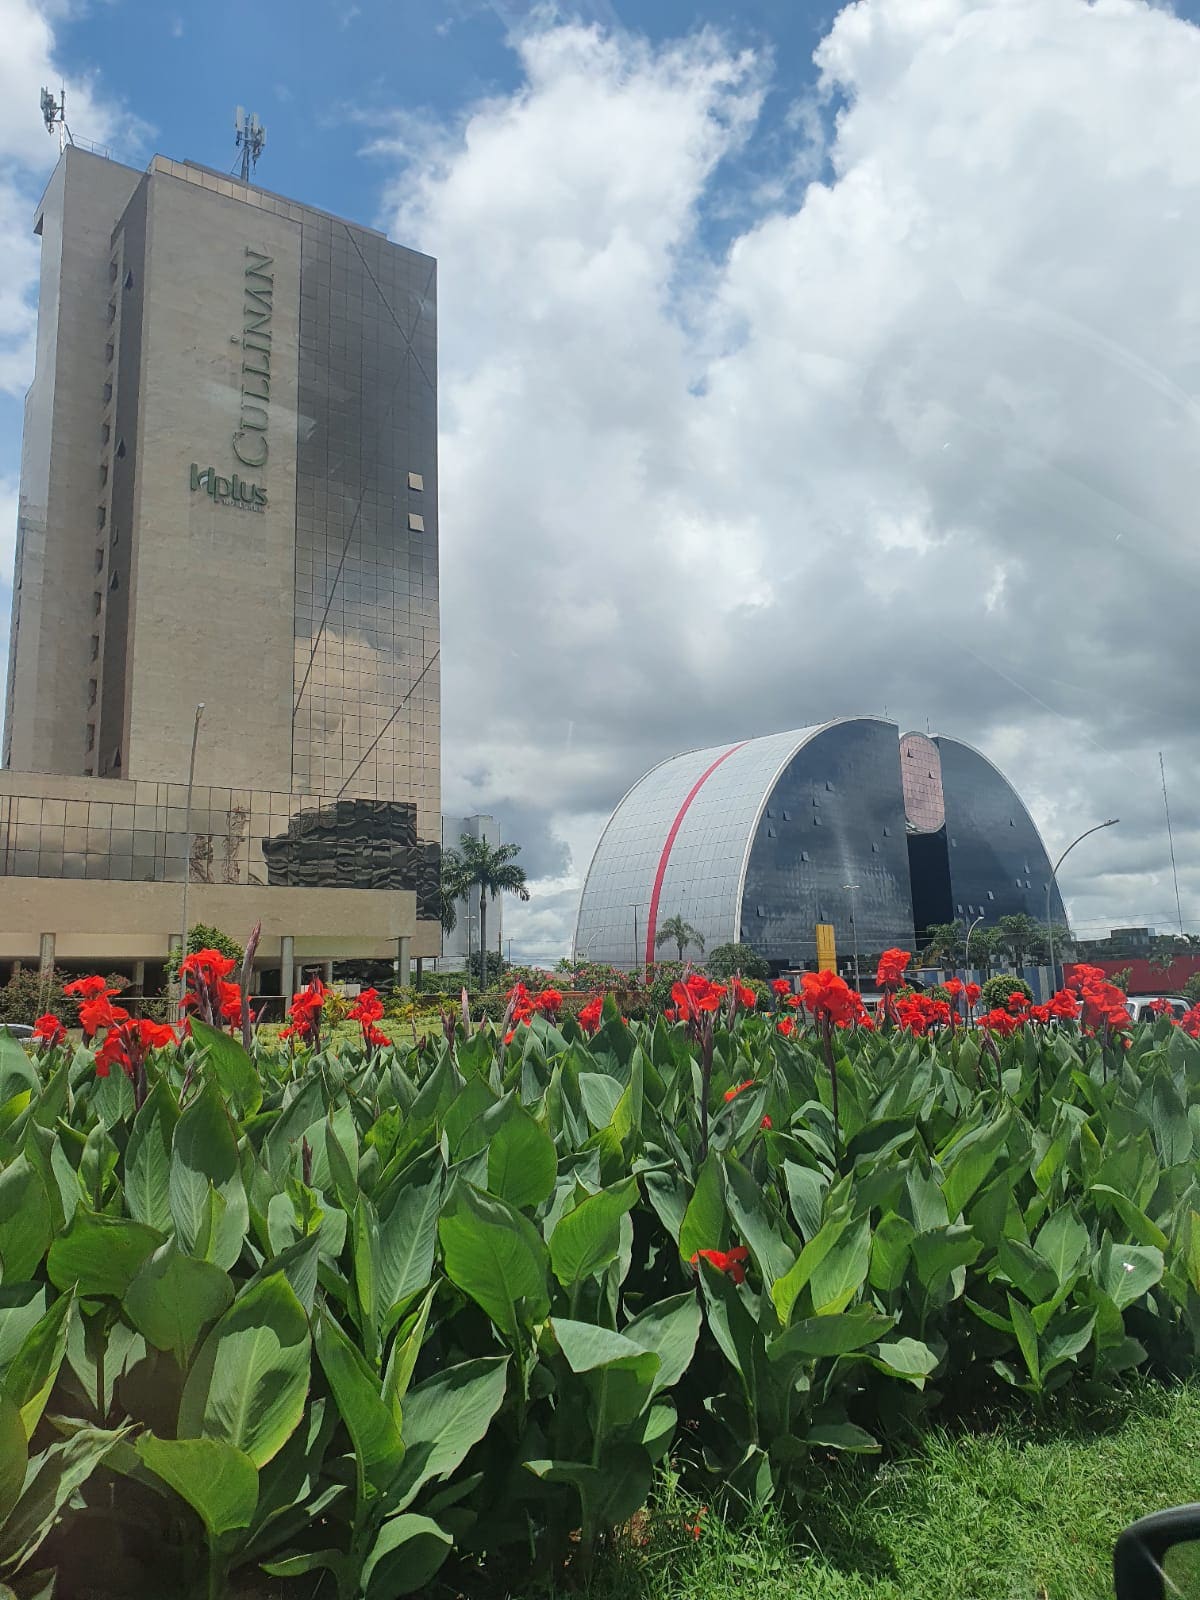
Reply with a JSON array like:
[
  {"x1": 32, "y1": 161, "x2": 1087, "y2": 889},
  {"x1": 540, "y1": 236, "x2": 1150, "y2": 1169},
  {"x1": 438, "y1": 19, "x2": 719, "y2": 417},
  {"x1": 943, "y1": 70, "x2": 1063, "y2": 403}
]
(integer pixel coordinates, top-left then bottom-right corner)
[{"x1": 376, "y1": 0, "x2": 1200, "y2": 963}]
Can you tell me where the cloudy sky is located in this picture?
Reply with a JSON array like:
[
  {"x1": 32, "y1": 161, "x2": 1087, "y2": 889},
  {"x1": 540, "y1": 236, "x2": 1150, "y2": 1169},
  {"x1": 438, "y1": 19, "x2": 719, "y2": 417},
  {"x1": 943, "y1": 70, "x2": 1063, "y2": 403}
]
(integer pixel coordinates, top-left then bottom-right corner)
[{"x1": 2, "y1": 0, "x2": 1199, "y2": 962}]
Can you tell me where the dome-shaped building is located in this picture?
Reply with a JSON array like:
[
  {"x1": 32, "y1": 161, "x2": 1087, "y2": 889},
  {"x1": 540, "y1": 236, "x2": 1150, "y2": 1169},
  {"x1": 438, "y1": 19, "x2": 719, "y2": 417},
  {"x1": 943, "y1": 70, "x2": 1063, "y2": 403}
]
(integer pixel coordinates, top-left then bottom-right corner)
[{"x1": 573, "y1": 716, "x2": 1065, "y2": 972}]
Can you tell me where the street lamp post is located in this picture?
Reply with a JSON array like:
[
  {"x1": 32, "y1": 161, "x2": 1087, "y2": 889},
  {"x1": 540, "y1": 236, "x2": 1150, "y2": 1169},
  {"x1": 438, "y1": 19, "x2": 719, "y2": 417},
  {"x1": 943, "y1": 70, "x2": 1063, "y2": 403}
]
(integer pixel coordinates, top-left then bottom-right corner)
[
  {"x1": 1046, "y1": 819, "x2": 1119, "y2": 991},
  {"x1": 630, "y1": 903, "x2": 640, "y2": 976},
  {"x1": 178, "y1": 703, "x2": 205, "y2": 1017},
  {"x1": 842, "y1": 885, "x2": 861, "y2": 991},
  {"x1": 963, "y1": 912, "x2": 985, "y2": 1021}
]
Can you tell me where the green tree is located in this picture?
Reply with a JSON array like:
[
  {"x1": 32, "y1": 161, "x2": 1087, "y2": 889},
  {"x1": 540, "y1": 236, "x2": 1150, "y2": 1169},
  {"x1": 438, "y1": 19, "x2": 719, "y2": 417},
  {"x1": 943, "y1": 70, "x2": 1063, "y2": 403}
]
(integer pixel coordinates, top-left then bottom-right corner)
[
  {"x1": 1184, "y1": 972, "x2": 1200, "y2": 1005},
  {"x1": 655, "y1": 914, "x2": 705, "y2": 962},
  {"x1": 705, "y1": 942, "x2": 770, "y2": 982},
  {"x1": 441, "y1": 835, "x2": 529, "y2": 992},
  {"x1": 921, "y1": 921, "x2": 965, "y2": 966},
  {"x1": 992, "y1": 913, "x2": 1046, "y2": 969}
]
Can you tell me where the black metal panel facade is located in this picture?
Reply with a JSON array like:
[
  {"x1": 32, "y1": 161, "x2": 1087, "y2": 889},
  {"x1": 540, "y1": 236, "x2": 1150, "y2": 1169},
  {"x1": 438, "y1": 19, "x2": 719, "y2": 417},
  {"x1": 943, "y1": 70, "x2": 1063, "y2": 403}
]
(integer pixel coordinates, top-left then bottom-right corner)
[
  {"x1": 739, "y1": 718, "x2": 916, "y2": 969},
  {"x1": 934, "y1": 735, "x2": 1067, "y2": 929}
]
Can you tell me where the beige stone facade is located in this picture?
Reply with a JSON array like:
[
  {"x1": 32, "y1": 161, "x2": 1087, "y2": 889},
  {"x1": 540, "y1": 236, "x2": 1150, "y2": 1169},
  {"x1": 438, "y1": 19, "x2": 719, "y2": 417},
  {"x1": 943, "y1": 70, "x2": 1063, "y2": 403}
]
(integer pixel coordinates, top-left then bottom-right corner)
[{"x1": 1, "y1": 147, "x2": 441, "y2": 990}]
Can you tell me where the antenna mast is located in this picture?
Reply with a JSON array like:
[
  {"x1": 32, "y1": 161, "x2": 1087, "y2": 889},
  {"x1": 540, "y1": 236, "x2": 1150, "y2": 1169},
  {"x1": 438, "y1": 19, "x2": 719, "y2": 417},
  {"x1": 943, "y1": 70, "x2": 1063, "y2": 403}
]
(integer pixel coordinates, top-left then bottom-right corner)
[
  {"x1": 1159, "y1": 751, "x2": 1186, "y2": 936},
  {"x1": 39, "y1": 85, "x2": 71, "y2": 152},
  {"x1": 234, "y1": 107, "x2": 266, "y2": 183}
]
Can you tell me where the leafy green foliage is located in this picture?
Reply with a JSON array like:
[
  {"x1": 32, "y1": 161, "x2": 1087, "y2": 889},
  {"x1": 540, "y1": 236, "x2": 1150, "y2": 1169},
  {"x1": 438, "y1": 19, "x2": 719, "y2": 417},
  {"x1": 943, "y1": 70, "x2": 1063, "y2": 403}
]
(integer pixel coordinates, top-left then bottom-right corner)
[
  {"x1": 981, "y1": 974, "x2": 1034, "y2": 1009},
  {"x1": 705, "y1": 944, "x2": 771, "y2": 982},
  {"x1": 0, "y1": 989, "x2": 1199, "y2": 1596}
]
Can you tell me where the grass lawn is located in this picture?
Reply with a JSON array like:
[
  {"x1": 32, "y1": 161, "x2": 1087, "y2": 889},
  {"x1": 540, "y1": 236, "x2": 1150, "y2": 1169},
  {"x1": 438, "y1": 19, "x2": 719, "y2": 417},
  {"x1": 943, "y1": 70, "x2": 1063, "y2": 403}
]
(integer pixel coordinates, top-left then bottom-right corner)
[{"x1": 580, "y1": 1382, "x2": 1200, "y2": 1600}]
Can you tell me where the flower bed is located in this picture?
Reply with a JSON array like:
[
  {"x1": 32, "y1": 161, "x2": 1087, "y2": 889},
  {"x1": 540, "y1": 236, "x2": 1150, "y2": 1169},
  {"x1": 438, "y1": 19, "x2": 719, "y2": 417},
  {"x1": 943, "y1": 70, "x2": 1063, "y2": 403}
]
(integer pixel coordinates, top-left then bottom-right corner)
[{"x1": 0, "y1": 951, "x2": 1197, "y2": 1596}]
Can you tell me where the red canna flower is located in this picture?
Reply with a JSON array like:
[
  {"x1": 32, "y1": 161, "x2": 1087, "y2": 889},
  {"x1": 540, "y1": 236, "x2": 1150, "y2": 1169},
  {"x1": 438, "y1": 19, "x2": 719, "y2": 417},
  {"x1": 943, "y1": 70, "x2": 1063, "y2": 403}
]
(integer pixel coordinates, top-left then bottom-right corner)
[
  {"x1": 975, "y1": 1006, "x2": 1021, "y2": 1036},
  {"x1": 32, "y1": 1013, "x2": 67, "y2": 1047},
  {"x1": 776, "y1": 1016, "x2": 796, "y2": 1037},
  {"x1": 943, "y1": 977, "x2": 964, "y2": 996},
  {"x1": 800, "y1": 970, "x2": 858, "y2": 1026},
  {"x1": 363, "y1": 1023, "x2": 390, "y2": 1049},
  {"x1": 1180, "y1": 1004, "x2": 1200, "y2": 1039},
  {"x1": 770, "y1": 978, "x2": 791, "y2": 996},
  {"x1": 78, "y1": 994, "x2": 130, "y2": 1039},
  {"x1": 179, "y1": 948, "x2": 238, "y2": 986},
  {"x1": 217, "y1": 980, "x2": 243, "y2": 1026},
  {"x1": 875, "y1": 949, "x2": 910, "y2": 991},
  {"x1": 534, "y1": 988, "x2": 564, "y2": 1018},
  {"x1": 577, "y1": 995, "x2": 604, "y2": 1034},
  {"x1": 689, "y1": 1246, "x2": 750, "y2": 1285},
  {"x1": 64, "y1": 974, "x2": 114, "y2": 1001},
  {"x1": 347, "y1": 987, "x2": 385, "y2": 1025},
  {"x1": 965, "y1": 982, "x2": 981, "y2": 1005},
  {"x1": 723, "y1": 1078, "x2": 756, "y2": 1103},
  {"x1": 732, "y1": 982, "x2": 757, "y2": 1010},
  {"x1": 760, "y1": 1115, "x2": 772, "y2": 1129}
]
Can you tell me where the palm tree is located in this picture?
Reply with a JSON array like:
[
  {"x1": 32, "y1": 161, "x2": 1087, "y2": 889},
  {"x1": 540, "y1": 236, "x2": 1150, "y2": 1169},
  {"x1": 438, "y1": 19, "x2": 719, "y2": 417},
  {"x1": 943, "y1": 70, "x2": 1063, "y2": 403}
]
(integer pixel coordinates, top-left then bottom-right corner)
[
  {"x1": 442, "y1": 834, "x2": 529, "y2": 991},
  {"x1": 655, "y1": 914, "x2": 704, "y2": 963}
]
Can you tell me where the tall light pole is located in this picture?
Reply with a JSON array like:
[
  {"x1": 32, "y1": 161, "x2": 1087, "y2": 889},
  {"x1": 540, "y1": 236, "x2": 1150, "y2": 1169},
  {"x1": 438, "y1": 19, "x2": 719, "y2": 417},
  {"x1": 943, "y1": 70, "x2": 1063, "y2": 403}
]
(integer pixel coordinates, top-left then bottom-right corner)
[
  {"x1": 630, "y1": 903, "x2": 640, "y2": 976},
  {"x1": 842, "y1": 884, "x2": 861, "y2": 991},
  {"x1": 178, "y1": 703, "x2": 205, "y2": 1014},
  {"x1": 963, "y1": 911, "x2": 985, "y2": 1021},
  {"x1": 1046, "y1": 819, "x2": 1119, "y2": 990}
]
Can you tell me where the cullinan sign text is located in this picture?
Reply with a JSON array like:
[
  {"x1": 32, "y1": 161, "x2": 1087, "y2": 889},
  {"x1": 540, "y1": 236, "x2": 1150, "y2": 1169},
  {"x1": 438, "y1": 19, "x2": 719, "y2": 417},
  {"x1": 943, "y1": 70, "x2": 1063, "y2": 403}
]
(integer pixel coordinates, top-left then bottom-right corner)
[{"x1": 231, "y1": 246, "x2": 273, "y2": 470}]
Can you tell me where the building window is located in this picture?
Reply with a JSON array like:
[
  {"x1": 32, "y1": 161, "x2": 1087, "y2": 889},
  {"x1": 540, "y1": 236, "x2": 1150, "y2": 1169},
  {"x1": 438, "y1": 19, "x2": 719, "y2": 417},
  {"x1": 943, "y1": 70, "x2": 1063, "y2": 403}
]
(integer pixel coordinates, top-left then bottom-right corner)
[
  {"x1": 85, "y1": 724, "x2": 95, "y2": 751},
  {"x1": 123, "y1": 270, "x2": 133, "y2": 290},
  {"x1": 115, "y1": 438, "x2": 126, "y2": 459},
  {"x1": 93, "y1": 592, "x2": 102, "y2": 616},
  {"x1": 102, "y1": 382, "x2": 112, "y2": 403},
  {"x1": 408, "y1": 471, "x2": 424, "y2": 491},
  {"x1": 109, "y1": 571, "x2": 120, "y2": 591},
  {"x1": 94, "y1": 548, "x2": 104, "y2": 573},
  {"x1": 107, "y1": 301, "x2": 116, "y2": 324},
  {"x1": 87, "y1": 679, "x2": 97, "y2": 707},
  {"x1": 105, "y1": 342, "x2": 114, "y2": 364},
  {"x1": 800, "y1": 851, "x2": 810, "y2": 862},
  {"x1": 109, "y1": 259, "x2": 118, "y2": 282},
  {"x1": 97, "y1": 506, "x2": 106, "y2": 529},
  {"x1": 101, "y1": 423, "x2": 110, "y2": 445},
  {"x1": 99, "y1": 463, "x2": 108, "y2": 487},
  {"x1": 408, "y1": 512, "x2": 425, "y2": 532},
  {"x1": 987, "y1": 890, "x2": 995, "y2": 901},
  {"x1": 781, "y1": 809, "x2": 790, "y2": 821},
  {"x1": 766, "y1": 825, "x2": 776, "y2": 838},
  {"x1": 90, "y1": 635, "x2": 99, "y2": 661}
]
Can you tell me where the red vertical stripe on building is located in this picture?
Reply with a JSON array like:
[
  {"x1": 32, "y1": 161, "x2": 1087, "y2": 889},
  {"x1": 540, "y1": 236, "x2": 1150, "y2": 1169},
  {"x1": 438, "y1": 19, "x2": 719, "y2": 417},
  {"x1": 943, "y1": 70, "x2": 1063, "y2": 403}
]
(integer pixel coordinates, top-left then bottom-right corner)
[{"x1": 644, "y1": 743, "x2": 748, "y2": 968}]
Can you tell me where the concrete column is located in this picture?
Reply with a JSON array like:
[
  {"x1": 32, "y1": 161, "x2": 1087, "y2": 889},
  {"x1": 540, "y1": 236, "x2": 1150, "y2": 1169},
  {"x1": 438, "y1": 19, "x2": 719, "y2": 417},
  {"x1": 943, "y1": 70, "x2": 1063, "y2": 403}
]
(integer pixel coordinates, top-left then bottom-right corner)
[
  {"x1": 396, "y1": 936, "x2": 411, "y2": 989},
  {"x1": 133, "y1": 960, "x2": 146, "y2": 994},
  {"x1": 321, "y1": 960, "x2": 334, "y2": 986},
  {"x1": 280, "y1": 936, "x2": 295, "y2": 1003},
  {"x1": 38, "y1": 933, "x2": 55, "y2": 979}
]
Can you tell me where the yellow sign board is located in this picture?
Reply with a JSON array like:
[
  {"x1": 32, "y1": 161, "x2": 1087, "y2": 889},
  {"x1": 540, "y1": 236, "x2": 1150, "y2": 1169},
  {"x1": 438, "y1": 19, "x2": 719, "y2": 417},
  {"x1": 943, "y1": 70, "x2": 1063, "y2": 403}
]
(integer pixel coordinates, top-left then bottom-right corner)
[{"x1": 815, "y1": 923, "x2": 837, "y2": 973}]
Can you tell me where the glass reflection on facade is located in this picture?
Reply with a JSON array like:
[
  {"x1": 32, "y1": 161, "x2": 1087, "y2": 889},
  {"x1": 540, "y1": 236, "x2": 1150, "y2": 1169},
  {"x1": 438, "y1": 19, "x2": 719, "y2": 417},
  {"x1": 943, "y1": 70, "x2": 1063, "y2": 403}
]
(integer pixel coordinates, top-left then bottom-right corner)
[
  {"x1": 0, "y1": 782, "x2": 439, "y2": 918},
  {"x1": 575, "y1": 717, "x2": 1067, "y2": 972}
]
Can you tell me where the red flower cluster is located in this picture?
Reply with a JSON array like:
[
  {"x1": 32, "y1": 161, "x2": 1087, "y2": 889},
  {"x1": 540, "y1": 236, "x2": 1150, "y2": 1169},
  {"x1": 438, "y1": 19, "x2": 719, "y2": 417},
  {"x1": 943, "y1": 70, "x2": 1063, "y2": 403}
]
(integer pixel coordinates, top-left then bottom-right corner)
[
  {"x1": 179, "y1": 949, "x2": 243, "y2": 1031},
  {"x1": 1181, "y1": 1005, "x2": 1200, "y2": 1039},
  {"x1": 280, "y1": 979, "x2": 326, "y2": 1046},
  {"x1": 975, "y1": 1006, "x2": 1021, "y2": 1036},
  {"x1": 876, "y1": 949, "x2": 910, "y2": 991},
  {"x1": 895, "y1": 992, "x2": 952, "y2": 1035},
  {"x1": 668, "y1": 974, "x2": 727, "y2": 1022},
  {"x1": 95, "y1": 1017, "x2": 177, "y2": 1079},
  {"x1": 503, "y1": 982, "x2": 567, "y2": 1045},
  {"x1": 800, "y1": 970, "x2": 869, "y2": 1028},
  {"x1": 776, "y1": 1015, "x2": 796, "y2": 1037},
  {"x1": 577, "y1": 995, "x2": 604, "y2": 1034},
  {"x1": 32, "y1": 1013, "x2": 67, "y2": 1047},
  {"x1": 65, "y1": 975, "x2": 129, "y2": 1039},
  {"x1": 771, "y1": 978, "x2": 792, "y2": 997},
  {"x1": 347, "y1": 988, "x2": 389, "y2": 1050},
  {"x1": 689, "y1": 1246, "x2": 750, "y2": 1284}
]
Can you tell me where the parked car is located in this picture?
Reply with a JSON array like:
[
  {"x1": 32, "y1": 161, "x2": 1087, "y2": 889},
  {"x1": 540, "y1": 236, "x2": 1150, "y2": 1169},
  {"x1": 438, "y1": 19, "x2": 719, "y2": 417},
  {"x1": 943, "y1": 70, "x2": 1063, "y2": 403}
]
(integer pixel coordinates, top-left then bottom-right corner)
[
  {"x1": 1124, "y1": 994, "x2": 1191, "y2": 1024},
  {"x1": 0, "y1": 1023, "x2": 33, "y2": 1040}
]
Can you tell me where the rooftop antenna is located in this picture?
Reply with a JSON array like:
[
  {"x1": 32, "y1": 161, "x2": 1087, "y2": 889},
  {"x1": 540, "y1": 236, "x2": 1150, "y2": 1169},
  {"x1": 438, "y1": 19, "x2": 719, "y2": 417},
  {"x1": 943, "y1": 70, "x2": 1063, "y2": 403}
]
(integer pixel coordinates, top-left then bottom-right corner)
[
  {"x1": 40, "y1": 85, "x2": 71, "y2": 152},
  {"x1": 234, "y1": 107, "x2": 266, "y2": 183},
  {"x1": 1158, "y1": 751, "x2": 1186, "y2": 936}
]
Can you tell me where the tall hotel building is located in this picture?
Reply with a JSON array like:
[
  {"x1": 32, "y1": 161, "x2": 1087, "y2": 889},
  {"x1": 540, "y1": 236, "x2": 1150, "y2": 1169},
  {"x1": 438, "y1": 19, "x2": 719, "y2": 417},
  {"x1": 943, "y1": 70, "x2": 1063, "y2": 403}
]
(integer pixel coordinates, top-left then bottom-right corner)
[{"x1": 0, "y1": 144, "x2": 440, "y2": 992}]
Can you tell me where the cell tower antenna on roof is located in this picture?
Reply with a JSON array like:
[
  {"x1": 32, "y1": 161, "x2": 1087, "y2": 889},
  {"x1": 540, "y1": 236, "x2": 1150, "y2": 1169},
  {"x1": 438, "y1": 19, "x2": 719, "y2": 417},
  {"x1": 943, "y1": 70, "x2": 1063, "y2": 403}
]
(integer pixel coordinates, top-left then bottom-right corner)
[
  {"x1": 39, "y1": 85, "x2": 70, "y2": 152},
  {"x1": 234, "y1": 107, "x2": 266, "y2": 183}
]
